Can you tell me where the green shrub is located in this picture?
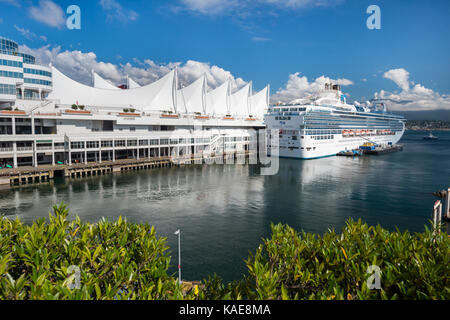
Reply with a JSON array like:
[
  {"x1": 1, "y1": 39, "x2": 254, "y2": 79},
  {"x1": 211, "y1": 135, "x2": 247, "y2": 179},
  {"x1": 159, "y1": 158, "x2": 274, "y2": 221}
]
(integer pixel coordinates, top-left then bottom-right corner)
[
  {"x1": 0, "y1": 203, "x2": 192, "y2": 300},
  {"x1": 71, "y1": 104, "x2": 78, "y2": 110},
  {"x1": 239, "y1": 220, "x2": 449, "y2": 300},
  {"x1": 1, "y1": 205, "x2": 448, "y2": 300}
]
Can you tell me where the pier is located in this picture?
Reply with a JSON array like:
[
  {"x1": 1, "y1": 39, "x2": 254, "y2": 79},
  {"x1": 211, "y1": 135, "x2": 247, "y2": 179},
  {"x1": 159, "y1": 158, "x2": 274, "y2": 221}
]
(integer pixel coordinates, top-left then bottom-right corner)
[
  {"x1": 0, "y1": 151, "x2": 255, "y2": 187},
  {"x1": 337, "y1": 144, "x2": 403, "y2": 157}
]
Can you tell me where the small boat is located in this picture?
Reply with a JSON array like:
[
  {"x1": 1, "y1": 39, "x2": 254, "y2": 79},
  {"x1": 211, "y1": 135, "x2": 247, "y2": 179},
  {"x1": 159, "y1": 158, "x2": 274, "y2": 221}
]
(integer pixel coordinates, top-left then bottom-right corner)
[{"x1": 423, "y1": 132, "x2": 438, "y2": 140}]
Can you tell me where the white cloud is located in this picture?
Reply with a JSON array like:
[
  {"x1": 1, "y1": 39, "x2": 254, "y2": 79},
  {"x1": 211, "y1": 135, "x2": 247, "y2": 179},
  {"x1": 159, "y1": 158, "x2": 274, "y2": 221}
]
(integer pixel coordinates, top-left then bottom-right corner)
[
  {"x1": 19, "y1": 44, "x2": 247, "y2": 91},
  {"x1": 0, "y1": 0, "x2": 20, "y2": 7},
  {"x1": 28, "y1": 0, "x2": 65, "y2": 29},
  {"x1": 252, "y1": 37, "x2": 271, "y2": 42},
  {"x1": 271, "y1": 72, "x2": 353, "y2": 103},
  {"x1": 261, "y1": 0, "x2": 344, "y2": 10},
  {"x1": 14, "y1": 24, "x2": 47, "y2": 42},
  {"x1": 383, "y1": 68, "x2": 410, "y2": 92},
  {"x1": 14, "y1": 25, "x2": 36, "y2": 40},
  {"x1": 176, "y1": 0, "x2": 241, "y2": 15},
  {"x1": 374, "y1": 68, "x2": 450, "y2": 111},
  {"x1": 176, "y1": 0, "x2": 343, "y2": 15},
  {"x1": 99, "y1": 0, "x2": 139, "y2": 22}
]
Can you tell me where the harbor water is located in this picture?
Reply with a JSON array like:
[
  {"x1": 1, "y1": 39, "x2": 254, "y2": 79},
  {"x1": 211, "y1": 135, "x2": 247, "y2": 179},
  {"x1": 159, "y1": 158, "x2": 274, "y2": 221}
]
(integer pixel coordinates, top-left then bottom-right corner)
[{"x1": 1, "y1": 130, "x2": 449, "y2": 282}]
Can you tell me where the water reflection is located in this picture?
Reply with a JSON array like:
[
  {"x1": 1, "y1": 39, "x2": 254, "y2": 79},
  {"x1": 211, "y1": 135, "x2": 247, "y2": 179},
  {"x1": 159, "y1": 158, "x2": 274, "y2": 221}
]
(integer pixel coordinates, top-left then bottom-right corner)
[{"x1": 0, "y1": 131, "x2": 449, "y2": 281}]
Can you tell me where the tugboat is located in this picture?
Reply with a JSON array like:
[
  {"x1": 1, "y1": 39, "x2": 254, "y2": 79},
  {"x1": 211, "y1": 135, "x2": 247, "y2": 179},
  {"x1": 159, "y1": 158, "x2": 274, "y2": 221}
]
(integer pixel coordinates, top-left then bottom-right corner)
[{"x1": 423, "y1": 131, "x2": 438, "y2": 140}]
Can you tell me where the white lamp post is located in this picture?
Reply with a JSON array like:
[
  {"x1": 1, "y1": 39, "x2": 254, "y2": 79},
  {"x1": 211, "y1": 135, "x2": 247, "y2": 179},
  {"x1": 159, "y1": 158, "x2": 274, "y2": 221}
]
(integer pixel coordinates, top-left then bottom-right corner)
[{"x1": 174, "y1": 229, "x2": 181, "y2": 285}]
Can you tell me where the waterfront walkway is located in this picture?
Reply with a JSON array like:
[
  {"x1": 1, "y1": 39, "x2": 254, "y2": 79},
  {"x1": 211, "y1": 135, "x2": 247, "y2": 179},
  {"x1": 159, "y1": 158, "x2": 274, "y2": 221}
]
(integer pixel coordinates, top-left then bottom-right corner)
[{"x1": 0, "y1": 151, "x2": 254, "y2": 186}]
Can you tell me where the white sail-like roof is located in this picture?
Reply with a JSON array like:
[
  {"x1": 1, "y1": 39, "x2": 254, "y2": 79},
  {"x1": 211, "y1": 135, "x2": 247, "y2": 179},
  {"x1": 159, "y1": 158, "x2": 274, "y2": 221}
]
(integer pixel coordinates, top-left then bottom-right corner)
[
  {"x1": 93, "y1": 71, "x2": 119, "y2": 90},
  {"x1": 230, "y1": 83, "x2": 251, "y2": 116},
  {"x1": 127, "y1": 76, "x2": 141, "y2": 89},
  {"x1": 206, "y1": 80, "x2": 230, "y2": 115},
  {"x1": 250, "y1": 86, "x2": 269, "y2": 118},
  {"x1": 48, "y1": 67, "x2": 177, "y2": 112},
  {"x1": 177, "y1": 75, "x2": 206, "y2": 114}
]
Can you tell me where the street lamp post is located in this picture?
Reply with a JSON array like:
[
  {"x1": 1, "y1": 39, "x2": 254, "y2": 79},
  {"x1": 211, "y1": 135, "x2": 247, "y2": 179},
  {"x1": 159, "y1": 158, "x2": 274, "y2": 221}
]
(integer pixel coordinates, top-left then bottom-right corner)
[{"x1": 174, "y1": 229, "x2": 181, "y2": 285}]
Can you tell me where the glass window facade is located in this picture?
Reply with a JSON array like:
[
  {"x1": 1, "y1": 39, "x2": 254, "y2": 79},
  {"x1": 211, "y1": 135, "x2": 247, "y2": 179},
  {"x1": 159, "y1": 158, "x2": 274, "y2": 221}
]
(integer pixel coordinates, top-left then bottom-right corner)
[
  {"x1": 24, "y1": 78, "x2": 52, "y2": 86},
  {"x1": 0, "y1": 84, "x2": 16, "y2": 95},
  {"x1": 0, "y1": 39, "x2": 19, "y2": 55},
  {"x1": 0, "y1": 70, "x2": 23, "y2": 79},
  {"x1": 19, "y1": 53, "x2": 35, "y2": 64},
  {"x1": 0, "y1": 59, "x2": 23, "y2": 68},
  {"x1": 23, "y1": 68, "x2": 52, "y2": 77}
]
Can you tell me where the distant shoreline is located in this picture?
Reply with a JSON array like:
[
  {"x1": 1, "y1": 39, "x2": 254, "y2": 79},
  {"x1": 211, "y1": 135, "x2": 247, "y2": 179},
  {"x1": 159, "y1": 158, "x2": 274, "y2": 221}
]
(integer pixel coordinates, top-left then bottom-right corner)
[{"x1": 406, "y1": 128, "x2": 450, "y2": 131}]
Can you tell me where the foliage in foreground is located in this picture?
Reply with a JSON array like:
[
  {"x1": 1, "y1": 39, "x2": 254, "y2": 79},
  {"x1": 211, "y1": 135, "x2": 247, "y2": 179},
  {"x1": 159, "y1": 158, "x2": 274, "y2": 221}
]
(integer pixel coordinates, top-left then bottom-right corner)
[
  {"x1": 0, "y1": 204, "x2": 191, "y2": 300},
  {"x1": 232, "y1": 221, "x2": 449, "y2": 300},
  {"x1": 0, "y1": 204, "x2": 449, "y2": 300}
]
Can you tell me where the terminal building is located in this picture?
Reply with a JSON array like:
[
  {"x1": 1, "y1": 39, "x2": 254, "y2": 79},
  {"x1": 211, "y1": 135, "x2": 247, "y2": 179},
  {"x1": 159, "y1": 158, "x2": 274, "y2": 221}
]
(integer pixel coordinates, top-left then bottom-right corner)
[{"x1": 0, "y1": 37, "x2": 268, "y2": 168}]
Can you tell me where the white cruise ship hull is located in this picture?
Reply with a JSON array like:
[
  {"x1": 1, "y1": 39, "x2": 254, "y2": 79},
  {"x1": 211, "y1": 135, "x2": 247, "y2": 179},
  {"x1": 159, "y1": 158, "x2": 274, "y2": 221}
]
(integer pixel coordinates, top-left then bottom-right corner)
[
  {"x1": 275, "y1": 130, "x2": 404, "y2": 159},
  {"x1": 265, "y1": 100, "x2": 406, "y2": 160}
]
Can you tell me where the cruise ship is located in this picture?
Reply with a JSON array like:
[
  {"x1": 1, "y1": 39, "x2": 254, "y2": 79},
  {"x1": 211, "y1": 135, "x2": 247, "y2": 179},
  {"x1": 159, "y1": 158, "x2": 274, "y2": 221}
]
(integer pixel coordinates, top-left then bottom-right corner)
[
  {"x1": 0, "y1": 37, "x2": 268, "y2": 169},
  {"x1": 265, "y1": 83, "x2": 405, "y2": 159}
]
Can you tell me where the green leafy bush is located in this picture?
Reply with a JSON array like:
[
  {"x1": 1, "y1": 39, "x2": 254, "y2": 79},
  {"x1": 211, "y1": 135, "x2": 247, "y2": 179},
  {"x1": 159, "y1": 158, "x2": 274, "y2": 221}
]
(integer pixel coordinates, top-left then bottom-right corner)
[
  {"x1": 1, "y1": 205, "x2": 448, "y2": 300},
  {"x1": 0, "y1": 204, "x2": 191, "y2": 300},
  {"x1": 238, "y1": 220, "x2": 449, "y2": 300}
]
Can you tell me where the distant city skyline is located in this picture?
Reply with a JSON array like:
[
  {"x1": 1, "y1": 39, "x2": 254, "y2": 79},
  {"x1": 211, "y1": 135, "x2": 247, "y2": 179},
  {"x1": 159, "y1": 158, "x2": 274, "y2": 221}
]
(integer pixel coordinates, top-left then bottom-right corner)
[{"x1": 1, "y1": 0, "x2": 449, "y2": 118}]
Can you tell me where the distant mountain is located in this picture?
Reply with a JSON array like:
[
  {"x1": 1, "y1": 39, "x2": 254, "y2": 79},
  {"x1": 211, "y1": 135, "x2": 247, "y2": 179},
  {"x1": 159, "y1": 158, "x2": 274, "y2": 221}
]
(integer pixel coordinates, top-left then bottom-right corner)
[
  {"x1": 406, "y1": 120, "x2": 450, "y2": 130},
  {"x1": 394, "y1": 110, "x2": 450, "y2": 121}
]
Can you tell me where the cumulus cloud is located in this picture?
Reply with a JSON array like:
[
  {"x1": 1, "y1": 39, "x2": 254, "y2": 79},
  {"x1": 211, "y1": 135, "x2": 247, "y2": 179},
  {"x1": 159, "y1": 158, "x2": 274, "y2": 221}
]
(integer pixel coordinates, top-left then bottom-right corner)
[
  {"x1": 271, "y1": 72, "x2": 353, "y2": 103},
  {"x1": 99, "y1": 0, "x2": 139, "y2": 22},
  {"x1": 19, "y1": 44, "x2": 247, "y2": 91},
  {"x1": 383, "y1": 68, "x2": 410, "y2": 92},
  {"x1": 374, "y1": 68, "x2": 450, "y2": 111},
  {"x1": 28, "y1": 0, "x2": 65, "y2": 29}
]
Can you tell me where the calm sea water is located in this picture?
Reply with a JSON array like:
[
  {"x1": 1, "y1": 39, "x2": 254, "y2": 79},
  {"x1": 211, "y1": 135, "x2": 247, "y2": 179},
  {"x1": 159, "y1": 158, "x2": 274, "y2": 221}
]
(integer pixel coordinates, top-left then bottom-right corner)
[{"x1": 1, "y1": 130, "x2": 449, "y2": 282}]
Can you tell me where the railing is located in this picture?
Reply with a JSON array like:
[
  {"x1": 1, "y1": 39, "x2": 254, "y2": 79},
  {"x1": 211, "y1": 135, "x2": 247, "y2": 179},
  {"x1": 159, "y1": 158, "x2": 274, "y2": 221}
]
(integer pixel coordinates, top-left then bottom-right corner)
[{"x1": 0, "y1": 148, "x2": 13, "y2": 152}]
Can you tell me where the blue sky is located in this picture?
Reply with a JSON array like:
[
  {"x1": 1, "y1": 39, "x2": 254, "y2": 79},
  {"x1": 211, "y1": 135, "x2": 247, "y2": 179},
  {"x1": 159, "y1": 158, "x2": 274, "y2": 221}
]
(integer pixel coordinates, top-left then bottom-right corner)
[{"x1": 1, "y1": 0, "x2": 450, "y2": 114}]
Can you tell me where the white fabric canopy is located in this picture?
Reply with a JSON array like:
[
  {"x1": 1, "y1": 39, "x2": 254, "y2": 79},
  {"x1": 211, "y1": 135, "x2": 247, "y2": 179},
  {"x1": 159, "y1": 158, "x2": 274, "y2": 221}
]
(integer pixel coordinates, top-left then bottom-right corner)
[
  {"x1": 206, "y1": 80, "x2": 230, "y2": 115},
  {"x1": 127, "y1": 77, "x2": 141, "y2": 89},
  {"x1": 177, "y1": 75, "x2": 206, "y2": 114},
  {"x1": 250, "y1": 86, "x2": 269, "y2": 118},
  {"x1": 93, "y1": 71, "x2": 119, "y2": 90},
  {"x1": 48, "y1": 67, "x2": 176, "y2": 112},
  {"x1": 230, "y1": 83, "x2": 251, "y2": 116}
]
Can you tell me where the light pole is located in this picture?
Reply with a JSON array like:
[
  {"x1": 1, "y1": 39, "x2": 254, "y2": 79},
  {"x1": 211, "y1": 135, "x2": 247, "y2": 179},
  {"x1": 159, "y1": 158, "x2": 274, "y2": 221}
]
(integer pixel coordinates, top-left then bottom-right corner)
[{"x1": 174, "y1": 229, "x2": 181, "y2": 285}]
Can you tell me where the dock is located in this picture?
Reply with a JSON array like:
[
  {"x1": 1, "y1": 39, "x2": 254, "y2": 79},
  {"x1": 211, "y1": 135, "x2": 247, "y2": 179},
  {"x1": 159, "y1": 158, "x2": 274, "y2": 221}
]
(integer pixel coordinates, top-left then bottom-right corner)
[
  {"x1": 337, "y1": 144, "x2": 403, "y2": 157},
  {"x1": 0, "y1": 151, "x2": 255, "y2": 187},
  {"x1": 363, "y1": 144, "x2": 403, "y2": 155}
]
